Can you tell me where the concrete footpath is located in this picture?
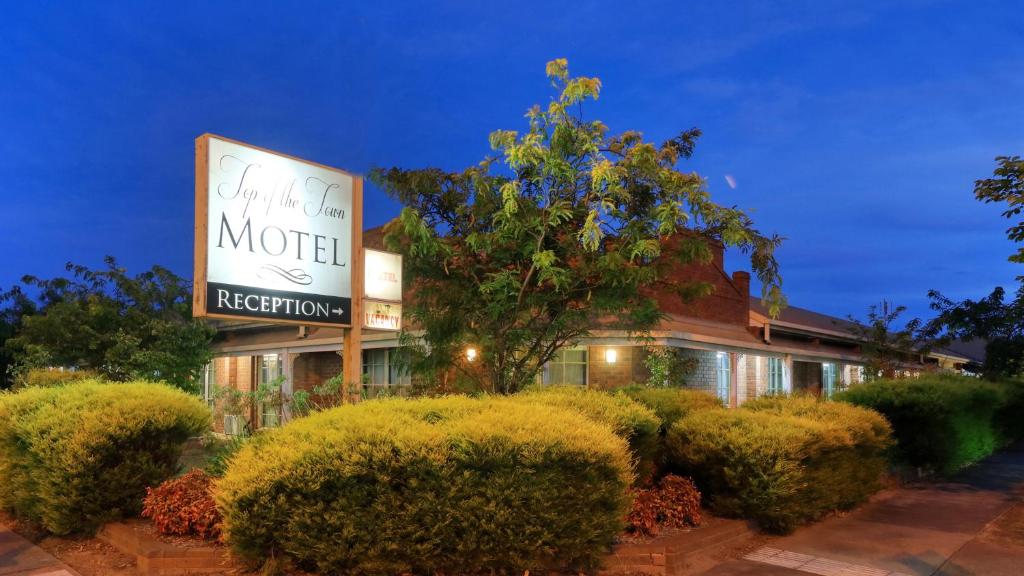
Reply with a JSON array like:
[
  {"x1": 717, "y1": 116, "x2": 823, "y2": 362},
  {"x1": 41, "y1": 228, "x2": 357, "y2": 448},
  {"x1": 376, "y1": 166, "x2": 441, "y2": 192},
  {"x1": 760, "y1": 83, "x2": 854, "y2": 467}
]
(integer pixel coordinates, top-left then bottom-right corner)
[
  {"x1": 702, "y1": 444, "x2": 1024, "y2": 576},
  {"x1": 0, "y1": 525, "x2": 79, "y2": 576}
]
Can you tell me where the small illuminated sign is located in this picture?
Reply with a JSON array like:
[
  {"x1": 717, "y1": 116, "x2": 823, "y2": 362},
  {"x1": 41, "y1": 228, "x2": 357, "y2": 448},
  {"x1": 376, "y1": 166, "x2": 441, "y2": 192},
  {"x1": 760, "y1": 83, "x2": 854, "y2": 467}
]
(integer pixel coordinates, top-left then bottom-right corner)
[
  {"x1": 364, "y1": 300, "x2": 402, "y2": 331},
  {"x1": 364, "y1": 249, "x2": 402, "y2": 302}
]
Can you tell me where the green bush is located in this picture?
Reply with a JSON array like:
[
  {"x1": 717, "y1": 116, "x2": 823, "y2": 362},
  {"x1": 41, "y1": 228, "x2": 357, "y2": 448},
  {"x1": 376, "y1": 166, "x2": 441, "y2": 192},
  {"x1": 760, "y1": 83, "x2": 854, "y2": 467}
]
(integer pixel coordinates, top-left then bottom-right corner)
[
  {"x1": 0, "y1": 380, "x2": 211, "y2": 535},
  {"x1": 216, "y1": 398, "x2": 632, "y2": 575},
  {"x1": 516, "y1": 385, "x2": 661, "y2": 483},
  {"x1": 993, "y1": 379, "x2": 1024, "y2": 445},
  {"x1": 667, "y1": 397, "x2": 892, "y2": 533},
  {"x1": 18, "y1": 368, "x2": 101, "y2": 389},
  {"x1": 836, "y1": 375, "x2": 1005, "y2": 474},
  {"x1": 616, "y1": 385, "x2": 722, "y2": 431}
]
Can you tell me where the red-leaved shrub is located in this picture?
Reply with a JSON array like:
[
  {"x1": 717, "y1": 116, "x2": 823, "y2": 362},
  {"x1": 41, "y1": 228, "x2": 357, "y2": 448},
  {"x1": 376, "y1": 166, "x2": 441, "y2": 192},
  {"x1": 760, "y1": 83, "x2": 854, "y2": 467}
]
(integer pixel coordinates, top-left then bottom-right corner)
[
  {"x1": 142, "y1": 469, "x2": 221, "y2": 540},
  {"x1": 628, "y1": 474, "x2": 702, "y2": 536}
]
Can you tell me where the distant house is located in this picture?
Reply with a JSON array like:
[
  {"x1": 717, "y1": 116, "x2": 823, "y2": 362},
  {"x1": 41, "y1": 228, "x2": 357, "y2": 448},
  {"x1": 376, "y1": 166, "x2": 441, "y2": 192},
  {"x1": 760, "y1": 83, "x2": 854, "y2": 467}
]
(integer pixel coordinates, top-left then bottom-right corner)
[{"x1": 202, "y1": 227, "x2": 976, "y2": 432}]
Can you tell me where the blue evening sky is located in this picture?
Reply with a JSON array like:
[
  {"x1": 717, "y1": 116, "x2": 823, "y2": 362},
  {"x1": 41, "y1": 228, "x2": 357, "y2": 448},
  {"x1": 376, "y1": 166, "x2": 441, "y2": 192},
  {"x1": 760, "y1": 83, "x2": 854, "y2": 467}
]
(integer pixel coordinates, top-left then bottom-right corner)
[{"x1": 1, "y1": 1, "x2": 1021, "y2": 320}]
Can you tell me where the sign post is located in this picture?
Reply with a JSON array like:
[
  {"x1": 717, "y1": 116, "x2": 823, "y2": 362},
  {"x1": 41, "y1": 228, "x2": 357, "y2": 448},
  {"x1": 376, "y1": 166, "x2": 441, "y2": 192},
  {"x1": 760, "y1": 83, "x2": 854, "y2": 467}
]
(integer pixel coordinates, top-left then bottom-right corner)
[{"x1": 194, "y1": 133, "x2": 363, "y2": 402}]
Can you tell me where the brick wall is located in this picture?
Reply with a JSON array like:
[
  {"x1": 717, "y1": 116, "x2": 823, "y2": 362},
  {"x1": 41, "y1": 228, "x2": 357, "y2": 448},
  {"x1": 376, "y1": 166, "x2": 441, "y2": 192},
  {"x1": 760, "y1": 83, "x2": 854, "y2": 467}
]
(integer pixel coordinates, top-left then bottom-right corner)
[
  {"x1": 587, "y1": 346, "x2": 648, "y2": 389},
  {"x1": 677, "y1": 348, "x2": 718, "y2": 395},
  {"x1": 293, "y1": 351, "x2": 341, "y2": 393},
  {"x1": 644, "y1": 235, "x2": 750, "y2": 326}
]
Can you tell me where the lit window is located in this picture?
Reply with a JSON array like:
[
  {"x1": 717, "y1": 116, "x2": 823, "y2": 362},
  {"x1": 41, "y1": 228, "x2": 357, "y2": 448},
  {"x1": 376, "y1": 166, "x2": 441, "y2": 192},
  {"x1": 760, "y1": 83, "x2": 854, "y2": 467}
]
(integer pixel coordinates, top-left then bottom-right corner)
[
  {"x1": 716, "y1": 352, "x2": 731, "y2": 403},
  {"x1": 822, "y1": 362, "x2": 837, "y2": 399},
  {"x1": 543, "y1": 349, "x2": 588, "y2": 386}
]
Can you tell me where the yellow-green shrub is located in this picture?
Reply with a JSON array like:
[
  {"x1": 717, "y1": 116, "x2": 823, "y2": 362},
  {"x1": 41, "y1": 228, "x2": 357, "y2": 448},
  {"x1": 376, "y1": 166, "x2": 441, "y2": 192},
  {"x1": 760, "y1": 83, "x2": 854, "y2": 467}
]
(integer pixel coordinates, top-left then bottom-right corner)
[
  {"x1": 216, "y1": 398, "x2": 632, "y2": 575},
  {"x1": 516, "y1": 386, "x2": 661, "y2": 483},
  {"x1": 667, "y1": 398, "x2": 892, "y2": 533},
  {"x1": 0, "y1": 380, "x2": 211, "y2": 534},
  {"x1": 19, "y1": 368, "x2": 101, "y2": 389},
  {"x1": 616, "y1": 386, "x2": 722, "y2": 431}
]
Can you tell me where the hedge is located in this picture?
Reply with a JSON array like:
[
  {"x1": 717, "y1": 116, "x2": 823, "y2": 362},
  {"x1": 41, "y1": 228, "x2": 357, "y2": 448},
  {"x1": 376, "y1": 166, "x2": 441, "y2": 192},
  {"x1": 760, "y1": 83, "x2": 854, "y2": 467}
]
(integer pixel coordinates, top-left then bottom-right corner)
[
  {"x1": 516, "y1": 385, "x2": 661, "y2": 483},
  {"x1": 667, "y1": 397, "x2": 892, "y2": 533},
  {"x1": 836, "y1": 375, "x2": 1015, "y2": 474},
  {"x1": 0, "y1": 380, "x2": 211, "y2": 534},
  {"x1": 216, "y1": 397, "x2": 633, "y2": 575}
]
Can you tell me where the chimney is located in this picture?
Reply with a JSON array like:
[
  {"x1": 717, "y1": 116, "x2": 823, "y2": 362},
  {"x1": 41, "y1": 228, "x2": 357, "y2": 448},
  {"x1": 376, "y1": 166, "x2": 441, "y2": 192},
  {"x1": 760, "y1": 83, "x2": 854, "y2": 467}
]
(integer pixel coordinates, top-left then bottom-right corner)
[{"x1": 732, "y1": 270, "x2": 750, "y2": 298}]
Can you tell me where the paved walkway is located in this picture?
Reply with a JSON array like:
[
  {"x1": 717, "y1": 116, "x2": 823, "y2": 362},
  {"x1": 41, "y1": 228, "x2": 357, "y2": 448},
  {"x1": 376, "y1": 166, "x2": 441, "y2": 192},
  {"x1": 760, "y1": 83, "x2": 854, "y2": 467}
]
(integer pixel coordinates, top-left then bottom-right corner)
[
  {"x1": 701, "y1": 444, "x2": 1024, "y2": 576},
  {"x1": 0, "y1": 525, "x2": 79, "y2": 576}
]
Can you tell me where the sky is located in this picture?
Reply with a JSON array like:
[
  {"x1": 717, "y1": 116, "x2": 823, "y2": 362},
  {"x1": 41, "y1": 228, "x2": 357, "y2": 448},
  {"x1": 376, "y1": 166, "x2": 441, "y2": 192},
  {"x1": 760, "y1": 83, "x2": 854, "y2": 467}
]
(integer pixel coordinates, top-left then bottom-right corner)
[{"x1": 1, "y1": 0, "x2": 1022, "y2": 321}]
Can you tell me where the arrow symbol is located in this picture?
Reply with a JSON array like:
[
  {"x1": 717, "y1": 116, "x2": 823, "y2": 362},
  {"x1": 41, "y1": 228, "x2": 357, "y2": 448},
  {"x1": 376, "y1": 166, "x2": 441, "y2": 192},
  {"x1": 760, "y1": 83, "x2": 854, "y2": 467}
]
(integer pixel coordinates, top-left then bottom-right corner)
[{"x1": 332, "y1": 307, "x2": 344, "y2": 316}]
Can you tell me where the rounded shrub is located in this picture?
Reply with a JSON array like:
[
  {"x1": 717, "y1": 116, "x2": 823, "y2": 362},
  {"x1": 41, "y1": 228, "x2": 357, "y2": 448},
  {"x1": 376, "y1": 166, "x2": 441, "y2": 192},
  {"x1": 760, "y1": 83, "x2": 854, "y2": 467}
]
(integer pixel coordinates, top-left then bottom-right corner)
[
  {"x1": 616, "y1": 385, "x2": 722, "y2": 432},
  {"x1": 0, "y1": 380, "x2": 211, "y2": 534},
  {"x1": 216, "y1": 398, "x2": 632, "y2": 575},
  {"x1": 667, "y1": 402, "x2": 891, "y2": 533},
  {"x1": 516, "y1": 385, "x2": 661, "y2": 483}
]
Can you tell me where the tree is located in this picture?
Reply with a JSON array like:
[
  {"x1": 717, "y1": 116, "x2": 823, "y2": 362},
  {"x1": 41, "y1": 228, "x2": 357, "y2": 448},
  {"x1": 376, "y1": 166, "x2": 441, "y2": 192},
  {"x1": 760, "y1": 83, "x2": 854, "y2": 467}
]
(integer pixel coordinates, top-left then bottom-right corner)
[
  {"x1": 927, "y1": 286, "x2": 1024, "y2": 379},
  {"x1": 0, "y1": 286, "x2": 38, "y2": 389},
  {"x1": 925, "y1": 156, "x2": 1024, "y2": 380},
  {"x1": 974, "y1": 155, "x2": 1024, "y2": 265},
  {"x1": 3, "y1": 257, "x2": 214, "y2": 392},
  {"x1": 372, "y1": 59, "x2": 784, "y2": 394},
  {"x1": 845, "y1": 301, "x2": 929, "y2": 380}
]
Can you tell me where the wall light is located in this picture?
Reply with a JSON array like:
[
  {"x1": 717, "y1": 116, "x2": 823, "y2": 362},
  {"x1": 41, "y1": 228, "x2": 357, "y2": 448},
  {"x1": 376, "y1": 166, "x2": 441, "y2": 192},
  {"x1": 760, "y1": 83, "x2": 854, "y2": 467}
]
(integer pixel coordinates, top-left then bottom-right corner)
[
  {"x1": 466, "y1": 347, "x2": 478, "y2": 362},
  {"x1": 605, "y1": 348, "x2": 618, "y2": 364}
]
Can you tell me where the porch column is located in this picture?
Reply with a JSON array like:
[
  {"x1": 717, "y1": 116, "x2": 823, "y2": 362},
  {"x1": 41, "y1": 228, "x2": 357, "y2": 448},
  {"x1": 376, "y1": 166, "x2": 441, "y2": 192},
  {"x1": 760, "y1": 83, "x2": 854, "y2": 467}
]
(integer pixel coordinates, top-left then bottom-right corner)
[{"x1": 281, "y1": 350, "x2": 298, "y2": 422}]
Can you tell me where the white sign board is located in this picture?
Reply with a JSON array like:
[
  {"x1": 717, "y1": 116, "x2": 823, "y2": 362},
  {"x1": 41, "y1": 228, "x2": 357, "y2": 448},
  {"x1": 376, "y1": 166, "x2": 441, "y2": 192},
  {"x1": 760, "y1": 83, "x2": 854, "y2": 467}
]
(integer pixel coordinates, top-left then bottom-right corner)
[
  {"x1": 195, "y1": 134, "x2": 356, "y2": 326},
  {"x1": 364, "y1": 249, "x2": 402, "y2": 302}
]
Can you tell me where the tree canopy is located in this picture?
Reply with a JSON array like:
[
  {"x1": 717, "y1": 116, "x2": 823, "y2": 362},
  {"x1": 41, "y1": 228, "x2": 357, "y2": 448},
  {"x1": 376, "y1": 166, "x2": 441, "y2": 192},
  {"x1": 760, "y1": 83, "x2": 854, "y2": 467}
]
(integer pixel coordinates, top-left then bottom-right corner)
[
  {"x1": 372, "y1": 59, "x2": 784, "y2": 394},
  {"x1": 1, "y1": 257, "x2": 214, "y2": 392},
  {"x1": 974, "y1": 155, "x2": 1024, "y2": 265}
]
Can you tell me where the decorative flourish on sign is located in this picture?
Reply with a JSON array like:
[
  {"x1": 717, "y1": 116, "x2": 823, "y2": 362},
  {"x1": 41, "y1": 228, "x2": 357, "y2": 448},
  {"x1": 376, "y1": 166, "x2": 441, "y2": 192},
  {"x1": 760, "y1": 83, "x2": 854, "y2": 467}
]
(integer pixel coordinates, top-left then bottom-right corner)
[{"x1": 258, "y1": 265, "x2": 313, "y2": 285}]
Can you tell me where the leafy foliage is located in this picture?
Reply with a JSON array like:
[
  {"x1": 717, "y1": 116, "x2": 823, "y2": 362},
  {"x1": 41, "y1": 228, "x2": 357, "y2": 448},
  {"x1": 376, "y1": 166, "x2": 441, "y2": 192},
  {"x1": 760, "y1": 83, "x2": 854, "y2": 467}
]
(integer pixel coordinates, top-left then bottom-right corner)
[
  {"x1": 927, "y1": 285, "x2": 1024, "y2": 379},
  {"x1": 2, "y1": 257, "x2": 214, "y2": 393},
  {"x1": 142, "y1": 469, "x2": 222, "y2": 540},
  {"x1": 0, "y1": 286, "x2": 36, "y2": 390},
  {"x1": 627, "y1": 474, "x2": 702, "y2": 536},
  {"x1": 845, "y1": 301, "x2": 930, "y2": 380},
  {"x1": 18, "y1": 368, "x2": 101, "y2": 389},
  {"x1": 642, "y1": 346, "x2": 699, "y2": 387},
  {"x1": 372, "y1": 59, "x2": 784, "y2": 394},
  {"x1": 667, "y1": 398, "x2": 892, "y2": 533},
  {"x1": 836, "y1": 375, "x2": 1017, "y2": 474},
  {"x1": 974, "y1": 155, "x2": 1024, "y2": 265},
  {"x1": 0, "y1": 380, "x2": 211, "y2": 535},
  {"x1": 215, "y1": 397, "x2": 632, "y2": 575}
]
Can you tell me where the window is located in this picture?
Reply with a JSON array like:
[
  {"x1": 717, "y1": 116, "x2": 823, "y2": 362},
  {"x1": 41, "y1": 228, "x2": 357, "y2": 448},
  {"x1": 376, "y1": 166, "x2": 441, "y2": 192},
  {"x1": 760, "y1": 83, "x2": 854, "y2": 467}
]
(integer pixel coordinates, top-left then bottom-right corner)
[
  {"x1": 362, "y1": 348, "x2": 411, "y2": 387},
  {"x1": 543, "y1": 349, "x2": 588, "y2": 386},
  {"x1": 363, "y1": 349, "x2": 388, "y2": 385},
  {"x1": 716, "y1": 352, "x2": 731, "y2": 403},
  {"x1": 822, "y1": 362, "x2": 837, "y2": 399},
  {"x1": 258, "y1": 355, "x2": 283, "y2": 428},
  {"x1": 203, "y1": 361, "x2": 216, "y2": 406},
  {"x1": 767, "y1": 357, "x2": 785, "y2": 394}
]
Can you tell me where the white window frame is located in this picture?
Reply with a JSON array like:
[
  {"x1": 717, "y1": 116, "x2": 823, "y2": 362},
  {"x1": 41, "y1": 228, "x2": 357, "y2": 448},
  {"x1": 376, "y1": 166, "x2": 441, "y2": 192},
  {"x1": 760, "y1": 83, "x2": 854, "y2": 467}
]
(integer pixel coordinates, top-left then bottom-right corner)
[
  {"x1": 716, "y1": 352, "x2": 731, "y2": 403},
  {"x1": 543, "y1": 348, "x2": 588, "y2": 386},
  {"x1": 767, "y1": 357, "x2": 785, "y2": 395},
  {"x1": 822, "y1": 362, "x2": 838, "y2": 399}
]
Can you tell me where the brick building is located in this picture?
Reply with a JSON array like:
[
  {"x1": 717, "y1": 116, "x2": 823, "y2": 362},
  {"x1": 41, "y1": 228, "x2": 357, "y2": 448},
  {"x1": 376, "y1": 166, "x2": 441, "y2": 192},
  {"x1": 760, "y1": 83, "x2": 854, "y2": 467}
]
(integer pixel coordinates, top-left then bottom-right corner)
[{"x1": 204, "y1": 228, "x2": 977, "y2": 433}]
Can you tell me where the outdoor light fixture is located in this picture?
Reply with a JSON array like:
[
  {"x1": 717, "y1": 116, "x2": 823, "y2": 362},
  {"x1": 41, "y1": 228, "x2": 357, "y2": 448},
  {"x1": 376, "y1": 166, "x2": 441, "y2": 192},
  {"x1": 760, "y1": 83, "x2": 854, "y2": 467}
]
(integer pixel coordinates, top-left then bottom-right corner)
[
  {"x1": 605, "y1": 348, "x2": 617, "y2": 364},
  {"x1": 466, "y1": 347, "x2": 478, "y2": 362}
]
